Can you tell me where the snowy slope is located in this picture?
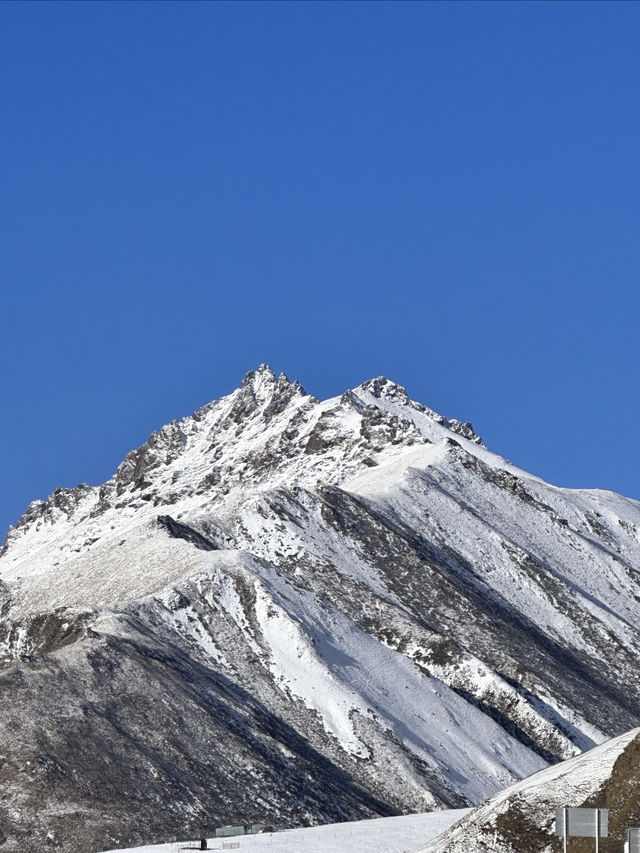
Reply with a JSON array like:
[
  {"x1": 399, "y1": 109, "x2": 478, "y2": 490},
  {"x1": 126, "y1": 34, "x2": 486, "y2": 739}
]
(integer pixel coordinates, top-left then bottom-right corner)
[
  {"x1": 1, "y1": 366, "x2": 639, "y2": 853},
  {"x1": 104, "y1": 809, "x2": 471, "y2": 853},
  {"x1": 415, "y1": 728, "x2": 640, "y2": 852}
]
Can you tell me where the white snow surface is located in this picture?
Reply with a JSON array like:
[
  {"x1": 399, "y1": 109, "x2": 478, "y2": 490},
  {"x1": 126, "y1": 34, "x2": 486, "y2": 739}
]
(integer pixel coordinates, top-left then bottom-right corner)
[{"x1": 103, "y1": 809, "x2": 470, "y2": 853}]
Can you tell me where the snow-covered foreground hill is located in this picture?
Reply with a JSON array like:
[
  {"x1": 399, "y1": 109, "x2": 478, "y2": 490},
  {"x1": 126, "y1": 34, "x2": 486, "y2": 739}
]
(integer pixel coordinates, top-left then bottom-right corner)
[
  {"x1": 416, "y1": 727, "x2": 640, "y2": 852},
  {"x1": 1, "y1": 366, "x2": 640, "y2": 852},
  {"x1": 106, "y1": 809, "x2": 470, "y2": 853}
]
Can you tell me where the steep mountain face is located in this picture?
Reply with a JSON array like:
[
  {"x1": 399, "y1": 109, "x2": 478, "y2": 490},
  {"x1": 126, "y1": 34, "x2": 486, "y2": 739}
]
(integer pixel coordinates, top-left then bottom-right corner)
[
  {"x1": 1, "y1": 366, "x2": 640, "y2": 852},
  {"x1": 416, "y1": 727, "x2": 640, "y2": 853}
]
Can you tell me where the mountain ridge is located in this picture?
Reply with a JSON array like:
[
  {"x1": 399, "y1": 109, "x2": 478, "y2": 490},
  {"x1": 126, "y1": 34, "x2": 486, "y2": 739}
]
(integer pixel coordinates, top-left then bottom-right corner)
[{"x1": 1, "y1": 366, "x2": 486, "y2": 555}]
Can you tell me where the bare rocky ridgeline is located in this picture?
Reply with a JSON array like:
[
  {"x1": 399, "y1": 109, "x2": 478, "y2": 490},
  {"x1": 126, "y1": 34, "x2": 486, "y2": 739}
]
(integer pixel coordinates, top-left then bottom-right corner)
[{"x1": 1, "y1": 365, "x2": 640, "y2": 852}]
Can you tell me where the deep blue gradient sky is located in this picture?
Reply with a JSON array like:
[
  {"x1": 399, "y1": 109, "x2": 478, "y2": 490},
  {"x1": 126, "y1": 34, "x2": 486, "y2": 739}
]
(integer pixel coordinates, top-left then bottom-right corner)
[{"x1": 1, "y1": 0, "x2": 639, "y2": 534}]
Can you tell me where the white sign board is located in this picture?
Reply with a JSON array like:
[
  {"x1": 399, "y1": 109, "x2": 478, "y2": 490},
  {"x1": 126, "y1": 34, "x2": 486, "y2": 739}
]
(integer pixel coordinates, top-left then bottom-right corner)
[
  {"x1": 627, "y1": 827, "x2": 640, "y2": 853},
  {"x1": 555, "y1": 807, "x2": 608, "y2": 838}
]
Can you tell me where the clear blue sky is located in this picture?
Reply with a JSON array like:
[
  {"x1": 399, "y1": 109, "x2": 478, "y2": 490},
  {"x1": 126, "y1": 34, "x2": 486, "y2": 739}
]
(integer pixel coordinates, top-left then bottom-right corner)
[{"x1": 1, "y1": 0, "x2": 639, "y2": 534}]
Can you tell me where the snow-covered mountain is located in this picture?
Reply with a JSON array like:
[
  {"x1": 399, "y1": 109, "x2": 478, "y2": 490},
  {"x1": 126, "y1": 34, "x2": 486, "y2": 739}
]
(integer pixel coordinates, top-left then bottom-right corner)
[{"x1": 1, "y1": 365, "x2": 639, "y2": 852}]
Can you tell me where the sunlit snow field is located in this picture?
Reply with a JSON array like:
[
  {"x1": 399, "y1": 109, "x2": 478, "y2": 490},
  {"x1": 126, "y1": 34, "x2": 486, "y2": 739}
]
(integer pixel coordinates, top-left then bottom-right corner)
[{"x1": 106, "y1": 810, "x2": 470, "y2": 853}]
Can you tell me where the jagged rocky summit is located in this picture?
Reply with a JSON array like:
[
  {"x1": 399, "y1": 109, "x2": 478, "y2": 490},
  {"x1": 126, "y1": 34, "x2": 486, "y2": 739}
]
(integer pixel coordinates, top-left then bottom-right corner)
[{"x1": 1, "y1": 365, "x2": 640, "y2": 853}]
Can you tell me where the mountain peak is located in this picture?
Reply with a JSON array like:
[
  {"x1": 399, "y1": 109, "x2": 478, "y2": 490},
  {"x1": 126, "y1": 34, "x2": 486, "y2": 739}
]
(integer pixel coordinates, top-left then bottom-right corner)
[
  {"x1": 239, "y1": 365, "x2": 309, "y2": 407},
  {"x1": 241, "y1": 363, "x2": 276, "y2": 389},
  {"x1": 358, "y1": 376, "x2": 410, "y2": 403}
]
